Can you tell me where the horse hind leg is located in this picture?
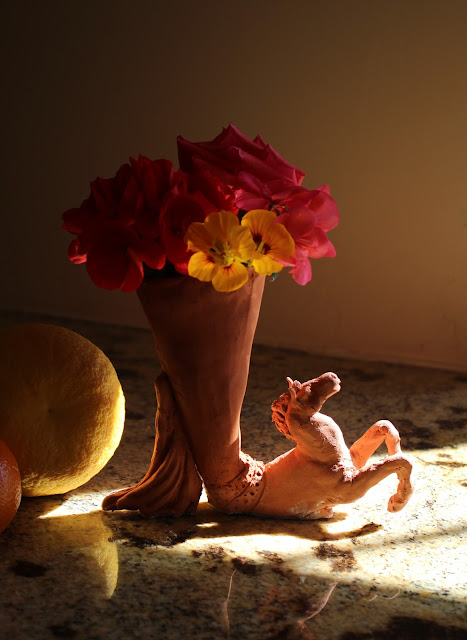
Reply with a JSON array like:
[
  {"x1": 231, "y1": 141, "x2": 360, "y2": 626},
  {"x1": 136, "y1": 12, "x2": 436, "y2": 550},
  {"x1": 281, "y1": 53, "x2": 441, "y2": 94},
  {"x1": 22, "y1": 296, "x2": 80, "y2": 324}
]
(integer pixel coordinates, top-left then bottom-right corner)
[
  {"x1": 349, "y1": 420, "x2": 402, "y2": 469},
  {"x1": 345, "y1": 454, "x2": 414, "y2": 513},
  {"x1": 387, "y1": 461, "x2": 415, "y2": 512}
]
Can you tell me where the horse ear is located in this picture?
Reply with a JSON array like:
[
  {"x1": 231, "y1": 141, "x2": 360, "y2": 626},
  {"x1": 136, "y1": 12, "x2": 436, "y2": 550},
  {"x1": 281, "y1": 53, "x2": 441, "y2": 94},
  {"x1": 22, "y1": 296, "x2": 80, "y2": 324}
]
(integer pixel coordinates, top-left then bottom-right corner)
[{"x1": 286, "y1": 377, "x2": 297, "y2": 400}]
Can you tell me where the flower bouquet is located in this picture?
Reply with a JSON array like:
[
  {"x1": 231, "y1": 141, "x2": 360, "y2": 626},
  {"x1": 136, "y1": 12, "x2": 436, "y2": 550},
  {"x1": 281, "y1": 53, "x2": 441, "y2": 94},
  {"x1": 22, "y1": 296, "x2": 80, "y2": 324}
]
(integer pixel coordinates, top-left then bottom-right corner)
[
  {"x1": 63, "y1": 124, "x2": 338, "y2": 292},
  {"x1": 62, "y1": 125, "x2": 340, "y2": 518}
]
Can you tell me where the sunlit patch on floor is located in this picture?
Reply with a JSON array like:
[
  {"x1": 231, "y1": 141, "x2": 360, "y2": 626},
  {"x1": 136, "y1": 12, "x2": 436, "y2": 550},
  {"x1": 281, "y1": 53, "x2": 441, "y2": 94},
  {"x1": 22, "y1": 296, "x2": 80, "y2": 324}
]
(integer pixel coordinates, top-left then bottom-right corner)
[
  {"x1": 31, "y1": 442, "x2": 466, "y2": 632},
  {"x1": 38, "y1": 490, "x2": 122, "y2": 518}
]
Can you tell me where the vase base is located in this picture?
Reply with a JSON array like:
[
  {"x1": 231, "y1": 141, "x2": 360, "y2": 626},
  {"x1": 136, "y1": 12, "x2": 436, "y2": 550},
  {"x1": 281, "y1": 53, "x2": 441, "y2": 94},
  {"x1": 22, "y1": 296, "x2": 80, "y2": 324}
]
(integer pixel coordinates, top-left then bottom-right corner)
[{"x1": 102, "y1": 373, "x2": 202, "y2": 517}]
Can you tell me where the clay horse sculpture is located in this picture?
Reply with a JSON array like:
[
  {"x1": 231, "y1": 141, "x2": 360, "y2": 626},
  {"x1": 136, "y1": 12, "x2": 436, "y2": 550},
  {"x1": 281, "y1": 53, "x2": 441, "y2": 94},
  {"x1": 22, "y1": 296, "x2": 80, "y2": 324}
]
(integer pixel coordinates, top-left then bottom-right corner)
[
  {"x1": 252, "y1": 372, "x2": 413, "y2": 518},
  {"x1": 104, "y1": 372, "x2": 414, "y2": 519}
]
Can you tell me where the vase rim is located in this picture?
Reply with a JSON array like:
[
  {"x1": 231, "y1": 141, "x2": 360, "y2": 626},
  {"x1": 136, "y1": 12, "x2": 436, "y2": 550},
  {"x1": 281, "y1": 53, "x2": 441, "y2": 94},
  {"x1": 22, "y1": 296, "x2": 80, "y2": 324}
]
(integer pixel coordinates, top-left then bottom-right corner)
[{"x1": 139, "y1": 269, "x2": 264, "y2": 295}]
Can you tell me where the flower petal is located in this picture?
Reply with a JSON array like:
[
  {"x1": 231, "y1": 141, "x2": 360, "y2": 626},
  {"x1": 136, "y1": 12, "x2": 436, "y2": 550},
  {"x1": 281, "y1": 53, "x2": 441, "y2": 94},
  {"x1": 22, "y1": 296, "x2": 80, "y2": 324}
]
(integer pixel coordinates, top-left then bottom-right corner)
[
  {"x1": 325, "y1": 241, "x2": 337, "y2": 258},
  {"x1": 185, "y1": 210, "x2": 240, "y2": 253},
  {"x1": 188, "y1": 252, "x2": 217, "y2": 282},
  {"x1": 242, "y1": 210, "x2": 295, "y2": 260},
  {"x1": 136, "y1": 237, "x2": 166, "y2": 270},
  {"x1": 308, "y1": 187, "x2": 340, "y2": 231},
  {"x1": 241, "y1": 209, "x2": 277, "y2": 238},
  {"x1": 228, "y1": 224, "x2": 256, "y2": 261},
  {"x1": 84, "y1": 221, "x2": 144, "y2": 291},
  {"x1": 212, "y1": 261, "x2": 249, "y2": 292},
  {"x1": 185, "y1": 220, "x2": 214, "y2": 253},
  {"x1": 305, "y1": 228, "x2": 336, "y2": 259},
  {"x1": 121, "y1": 250, "x2": 145, "y2": 292},
  {"x1": 252, "y1": 255, "x2": 283, "y2": 276},
  {"x1": 203, "y1": 210, "x2": 240, "y2": 244},
  {"x1": 160, "y1": 194, "x2": 206, "y2": 269},
  {"x1": 62, "y1": 203, "x2": 96, "y2": 235},
  {"x1": 289, "y1": 252, "x2": 312, "y2": 285},
  {"x1": 68, "y1": 237, "x2": 87, "y2": 264},
  {"x1": 265, "y1": 221, "x2": 295, "y2": 260},
  {"x1": 275, "y1": 206, "x2": 318, "y2": 246},
  {"x1": 86, "y1": 243, "x2": 137, "y2": 291}
]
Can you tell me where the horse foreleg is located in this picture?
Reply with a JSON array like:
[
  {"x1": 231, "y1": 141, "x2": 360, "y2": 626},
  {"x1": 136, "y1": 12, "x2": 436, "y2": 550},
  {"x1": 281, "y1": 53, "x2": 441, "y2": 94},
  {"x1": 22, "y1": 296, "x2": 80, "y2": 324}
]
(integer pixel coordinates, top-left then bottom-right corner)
[
  {"x1": 349, "y1": 420, "x2": 402, "y2": 469},
  {"x1": 344, "y1": 454, "x2": 413, "y2": 512}
]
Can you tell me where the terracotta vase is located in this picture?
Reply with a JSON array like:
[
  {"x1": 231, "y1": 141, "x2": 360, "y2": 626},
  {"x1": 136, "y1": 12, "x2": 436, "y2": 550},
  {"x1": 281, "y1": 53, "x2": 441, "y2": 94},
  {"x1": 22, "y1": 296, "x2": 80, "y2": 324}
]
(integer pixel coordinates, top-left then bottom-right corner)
[{"x1": 103, "y1": 270, "x2": 265, "y2": 517}]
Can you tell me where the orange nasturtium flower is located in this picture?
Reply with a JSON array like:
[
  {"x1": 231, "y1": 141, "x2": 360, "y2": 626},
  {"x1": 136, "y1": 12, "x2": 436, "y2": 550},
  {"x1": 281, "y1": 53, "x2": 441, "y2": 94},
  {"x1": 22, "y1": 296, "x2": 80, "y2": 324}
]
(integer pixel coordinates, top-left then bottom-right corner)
[
  {"x1": 185, "y1": 211, "x2": 256, "y2": 292},
  {"x1": 241, "y1": 209, "x2": 295, "y2": 275}
]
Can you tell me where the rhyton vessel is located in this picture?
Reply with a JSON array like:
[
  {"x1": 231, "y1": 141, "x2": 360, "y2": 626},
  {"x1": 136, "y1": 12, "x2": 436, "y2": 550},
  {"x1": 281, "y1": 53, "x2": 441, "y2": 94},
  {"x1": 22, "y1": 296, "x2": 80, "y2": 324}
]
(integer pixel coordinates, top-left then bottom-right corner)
[{"x1": 103, "y1": 274, "x2": 413, "y2": 519}]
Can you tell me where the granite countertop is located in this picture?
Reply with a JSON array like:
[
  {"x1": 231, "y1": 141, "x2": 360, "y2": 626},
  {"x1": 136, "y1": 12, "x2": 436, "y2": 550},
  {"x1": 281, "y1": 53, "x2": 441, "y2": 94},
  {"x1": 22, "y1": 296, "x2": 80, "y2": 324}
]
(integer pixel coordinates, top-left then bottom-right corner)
[{"x1": 0, "y1": 310, "x2": 466, "y2": 639}]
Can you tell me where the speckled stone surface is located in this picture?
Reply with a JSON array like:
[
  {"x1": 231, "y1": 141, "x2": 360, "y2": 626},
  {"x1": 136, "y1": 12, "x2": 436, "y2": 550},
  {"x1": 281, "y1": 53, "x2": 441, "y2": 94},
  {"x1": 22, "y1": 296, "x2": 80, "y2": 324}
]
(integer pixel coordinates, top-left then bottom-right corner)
[{"x1": 0, "y1": 310, "x2": 466, "y2": 639}]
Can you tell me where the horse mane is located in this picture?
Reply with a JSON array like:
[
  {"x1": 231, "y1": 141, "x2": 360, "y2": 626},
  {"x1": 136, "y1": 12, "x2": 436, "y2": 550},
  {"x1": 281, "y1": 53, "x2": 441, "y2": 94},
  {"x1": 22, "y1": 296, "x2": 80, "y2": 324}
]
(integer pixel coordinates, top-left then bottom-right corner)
[{"x1": 271, "y1": 390, "x2": 295, "y2": 441}]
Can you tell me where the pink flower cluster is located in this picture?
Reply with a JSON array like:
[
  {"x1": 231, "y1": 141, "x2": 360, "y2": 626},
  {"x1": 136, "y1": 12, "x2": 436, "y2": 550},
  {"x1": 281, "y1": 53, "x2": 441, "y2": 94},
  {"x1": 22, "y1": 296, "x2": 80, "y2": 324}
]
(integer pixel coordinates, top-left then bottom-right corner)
[{"x1": 62, "y1": 124, "x2": 339, "y2": 291}]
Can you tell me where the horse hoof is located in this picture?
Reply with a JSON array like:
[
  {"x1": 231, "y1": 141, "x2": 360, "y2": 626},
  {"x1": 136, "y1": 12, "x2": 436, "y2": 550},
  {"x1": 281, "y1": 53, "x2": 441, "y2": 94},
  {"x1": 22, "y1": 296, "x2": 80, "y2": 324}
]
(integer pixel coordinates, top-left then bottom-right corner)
[
  {"x1": 307, "y1": 506, "x2": 334, "y2": 519},
  {"x1": 388, "y1": 495, "x2": 406, "y2": 512}
]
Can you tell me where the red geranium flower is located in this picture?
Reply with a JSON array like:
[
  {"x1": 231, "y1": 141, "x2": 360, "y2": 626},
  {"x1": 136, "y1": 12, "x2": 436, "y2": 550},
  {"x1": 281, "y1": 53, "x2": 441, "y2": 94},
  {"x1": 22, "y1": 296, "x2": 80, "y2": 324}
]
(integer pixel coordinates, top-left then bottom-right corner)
[
  {"x1": 62, "y1": 163, "x2": 139, "y2": 237},
  {"x1": 84, "y1": 220, "x2": 165, "y2": 292},
  {"x1": 130, "y1": 156, "x2": 175, "y2": 240},
  {"x1": 62, "y1": 156, "x2": 175, "y2": 289}
]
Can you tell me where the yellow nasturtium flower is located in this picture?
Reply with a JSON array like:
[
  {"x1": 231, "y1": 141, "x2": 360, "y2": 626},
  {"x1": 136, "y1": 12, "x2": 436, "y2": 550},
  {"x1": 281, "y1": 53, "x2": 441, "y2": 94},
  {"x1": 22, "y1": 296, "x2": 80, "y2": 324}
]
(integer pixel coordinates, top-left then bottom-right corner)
[
  {"x1": 241, "y1": 209, "x2": 295, "y2": 276},
  {"x1": 185, "y1": 211, "x2": 256, "y2": 292}
]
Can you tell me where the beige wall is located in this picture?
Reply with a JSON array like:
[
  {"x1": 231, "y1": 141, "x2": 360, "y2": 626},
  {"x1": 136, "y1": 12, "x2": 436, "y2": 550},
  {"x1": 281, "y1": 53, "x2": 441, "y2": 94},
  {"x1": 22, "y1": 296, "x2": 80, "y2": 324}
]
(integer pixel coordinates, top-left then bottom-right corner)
[{"x1": 1, "y1": 1, "x2": 466, "y2": 371}]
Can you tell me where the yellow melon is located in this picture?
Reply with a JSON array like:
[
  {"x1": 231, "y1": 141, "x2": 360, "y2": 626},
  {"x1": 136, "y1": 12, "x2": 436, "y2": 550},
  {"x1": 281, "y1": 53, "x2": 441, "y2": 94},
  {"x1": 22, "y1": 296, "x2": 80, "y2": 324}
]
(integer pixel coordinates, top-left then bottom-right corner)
[{"x1": 0, "y1": 324, "x2": 125, "y2": 496}]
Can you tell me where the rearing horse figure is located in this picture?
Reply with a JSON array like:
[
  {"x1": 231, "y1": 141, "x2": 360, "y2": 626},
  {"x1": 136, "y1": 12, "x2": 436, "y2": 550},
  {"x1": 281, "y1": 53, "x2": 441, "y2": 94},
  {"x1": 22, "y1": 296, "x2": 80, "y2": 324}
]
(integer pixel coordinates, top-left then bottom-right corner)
[{"x1": 246, "y1": 372, "x2": 414, "y2": 519}]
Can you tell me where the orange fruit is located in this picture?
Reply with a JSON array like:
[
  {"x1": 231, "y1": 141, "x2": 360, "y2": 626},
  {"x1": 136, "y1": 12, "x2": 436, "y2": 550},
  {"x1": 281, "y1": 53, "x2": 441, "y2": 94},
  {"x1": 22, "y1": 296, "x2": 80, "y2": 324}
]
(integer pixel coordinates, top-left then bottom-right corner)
[
  {"x1": 0, "y1": 439, "x2": 22, "y2": 533},
  {"x1": 0, "y1": 324, "x2": 125, "y2": 497}
]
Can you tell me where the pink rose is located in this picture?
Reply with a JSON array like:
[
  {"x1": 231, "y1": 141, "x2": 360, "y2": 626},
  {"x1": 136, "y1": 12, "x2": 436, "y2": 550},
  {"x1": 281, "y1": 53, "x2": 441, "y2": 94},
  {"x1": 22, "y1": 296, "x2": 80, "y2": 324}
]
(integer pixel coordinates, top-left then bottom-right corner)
[{"x1": 177, "y1": 124, "x2": 305, "y2": 210}]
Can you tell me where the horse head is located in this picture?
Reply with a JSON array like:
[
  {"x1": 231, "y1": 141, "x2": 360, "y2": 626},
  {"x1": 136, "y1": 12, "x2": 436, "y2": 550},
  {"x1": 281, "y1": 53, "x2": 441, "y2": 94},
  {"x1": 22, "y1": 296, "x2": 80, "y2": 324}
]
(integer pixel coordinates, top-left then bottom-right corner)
[{"x1": 271, "y1": 372, "x2": 341, "y2": 441}]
